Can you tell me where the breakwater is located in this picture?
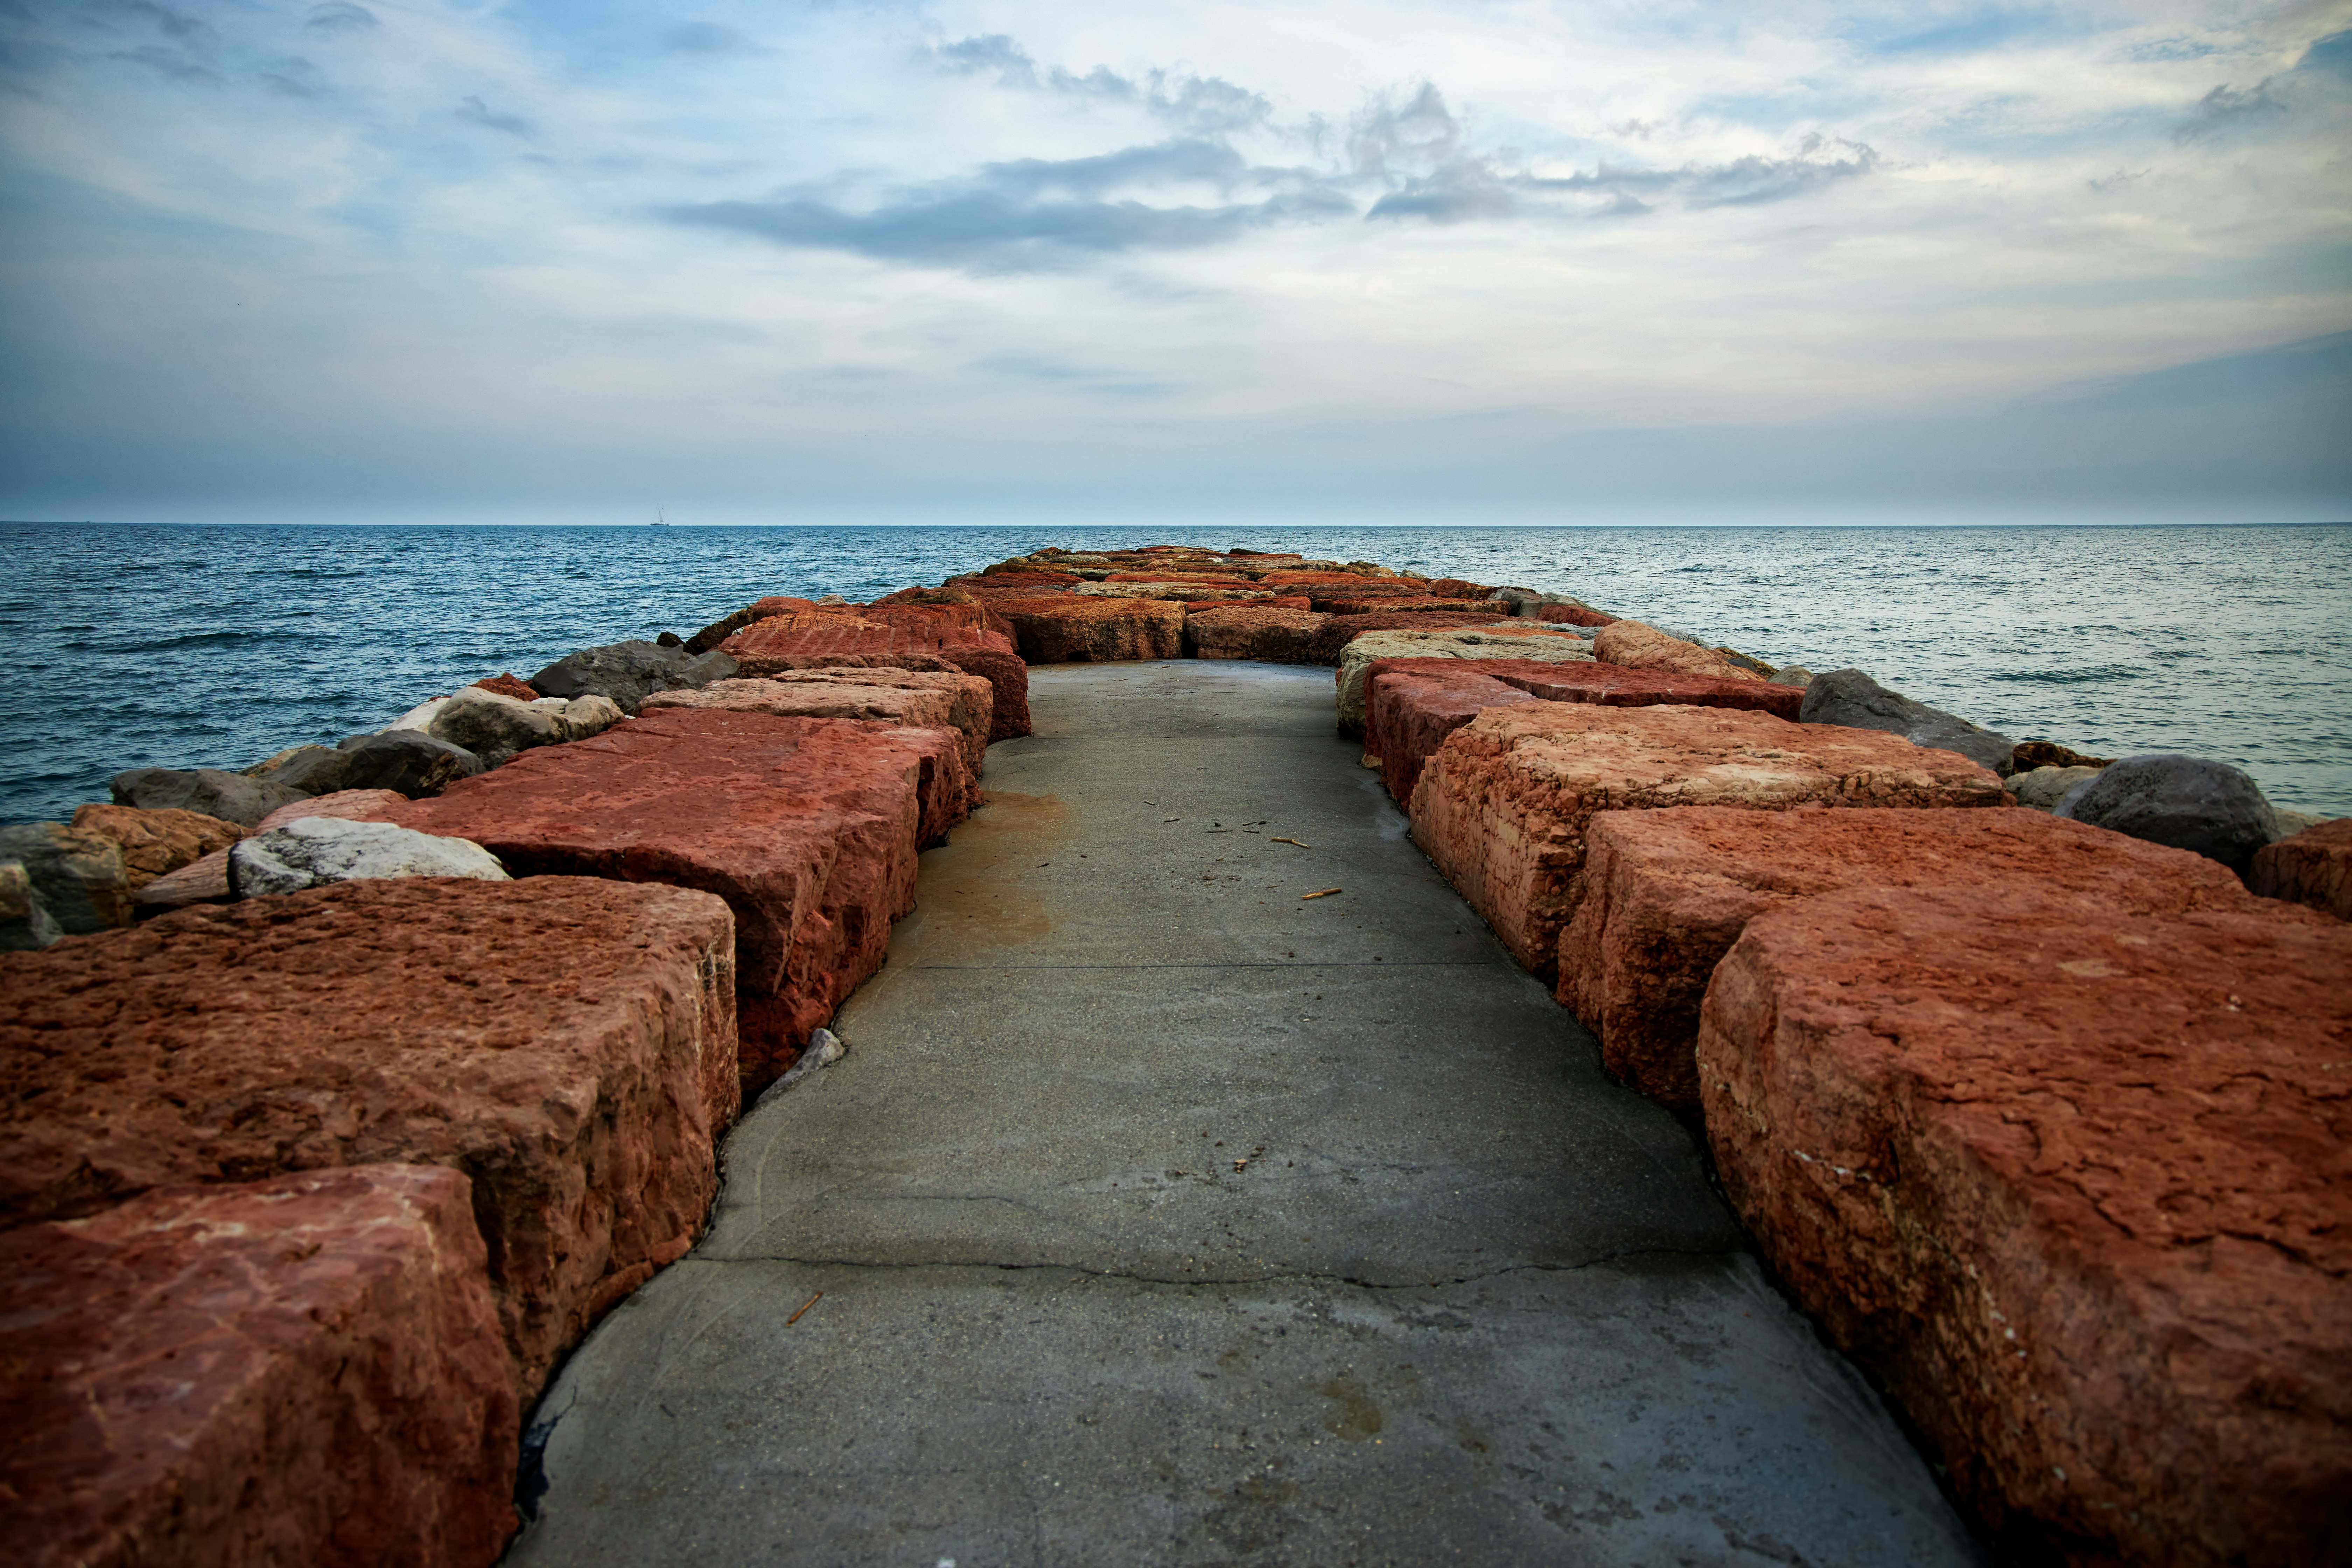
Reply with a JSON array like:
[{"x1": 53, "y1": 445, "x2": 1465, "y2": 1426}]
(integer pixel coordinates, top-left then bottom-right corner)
[{"x1": 3, "y1": 541, "x2": 2346, "y2": 1566}]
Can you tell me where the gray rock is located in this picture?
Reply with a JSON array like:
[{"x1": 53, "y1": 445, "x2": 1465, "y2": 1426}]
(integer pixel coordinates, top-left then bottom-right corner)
[
  {"x1": 427, "y1": 686, "x2": 567, "y2": 769},
  {"x1": 109, "y1": 767, "x2": 311, "y2": 830},
  {"x1": 0, "y1": 861, "x2": 65, "y2": 950},
  {"x1": 560, "y1": 694, "x2": 624, "y2": 740},
  {"x1": 0, "y1": 824, "x2": 131, "y2": 934},
  {"x1": 330, "y1": 730, "x2": 484, "y2": 797},
  {"x1": 1797, "y1": 668, "x2": 2016, "y2": 776},
  {"x1": 228, "y1": 818, "x2": 510, "y2": 897},
  {"x1": 2054, "y1": 754, "x2": 2280, "y2": 878},
  {"x1": 255, "y1": 745, "x2": 360, "y2": 796},
  {"x1": 1769, "y1": 665, "x2": 1815, "y2": 688},
  {"x1": 2273, "y1": 808, "x2": 2327, "y2": 838},
  {"x1": 529, "y1": 640, "x2": 739, "y2": 715},
  {"x1": 2010, "y1": 765, "x2": 2104, "y2": 812}
]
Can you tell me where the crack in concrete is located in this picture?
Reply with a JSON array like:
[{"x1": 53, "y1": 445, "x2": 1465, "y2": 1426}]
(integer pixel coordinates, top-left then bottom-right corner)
[{"x1": 686, "y1": 1246, "x2": 1739, "y2": 1293}]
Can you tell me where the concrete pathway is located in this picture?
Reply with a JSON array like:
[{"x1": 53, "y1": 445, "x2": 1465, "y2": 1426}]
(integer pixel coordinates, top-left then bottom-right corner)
[{"x1": 507, "y1": 663, "x2": 1982, "y2": 1567}]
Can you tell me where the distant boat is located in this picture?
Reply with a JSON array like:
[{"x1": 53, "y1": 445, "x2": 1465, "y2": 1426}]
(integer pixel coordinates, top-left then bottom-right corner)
[{"x1": 651, "y1": 509, "x2": 672, "y2": 527}]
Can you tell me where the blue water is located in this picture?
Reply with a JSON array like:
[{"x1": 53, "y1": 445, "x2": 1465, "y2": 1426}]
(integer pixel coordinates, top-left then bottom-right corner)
[{"x1": 5, "y1": 521, "x2": 2347, "y2": 825}]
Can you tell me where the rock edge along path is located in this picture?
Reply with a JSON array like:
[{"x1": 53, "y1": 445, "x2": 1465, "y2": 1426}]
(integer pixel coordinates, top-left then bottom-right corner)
[{"x1": 509, "y1": 663, "x2": 1981, "y2": 1567}]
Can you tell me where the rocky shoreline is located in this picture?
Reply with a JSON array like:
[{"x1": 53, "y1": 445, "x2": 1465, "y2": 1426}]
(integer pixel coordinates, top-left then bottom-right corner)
[{"x1": 4, "y1": 542, "x2": 2346, "y2": 1566}]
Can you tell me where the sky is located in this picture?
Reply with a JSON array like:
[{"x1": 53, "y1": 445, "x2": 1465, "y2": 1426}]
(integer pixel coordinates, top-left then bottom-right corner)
[{"x1": 1, "y1": 0, "x2": 2347, "y2": 526}]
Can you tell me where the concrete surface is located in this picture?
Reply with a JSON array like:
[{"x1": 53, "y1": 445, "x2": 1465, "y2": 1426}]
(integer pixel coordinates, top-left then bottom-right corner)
[{"x1": 505, "y1": 662, "x2": 1984, "y2": 1567}]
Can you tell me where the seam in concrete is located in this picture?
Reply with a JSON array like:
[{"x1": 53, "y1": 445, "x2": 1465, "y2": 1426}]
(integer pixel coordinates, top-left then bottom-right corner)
[
  {"x1": 905, "y1": 960, "x2": 1519, "y2": 972},
  {"x1": 686, "y1": 1247, "x2": 1740, "y2": 1292}
]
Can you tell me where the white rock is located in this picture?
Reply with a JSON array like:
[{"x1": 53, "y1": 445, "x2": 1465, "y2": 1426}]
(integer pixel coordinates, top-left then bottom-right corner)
[
  {"x1": 229, "y1": 818, "x2": 510, "y2": 897},
  {"x1": 558, "y1": 694, "x2": 624, "y2": 739},
  {"x1": 387, "y1": 695, "x2": 451, "y2": 733}
]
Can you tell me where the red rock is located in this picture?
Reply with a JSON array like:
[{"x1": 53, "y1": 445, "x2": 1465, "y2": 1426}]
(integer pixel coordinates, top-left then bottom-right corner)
[
  {"x1": 1103, "y1": 572, "x2": 1256, "y2": 584},
  {"x1": 1363, "y1": 670, "x2": 1539, "y2": 806},
  {"x1": 1562, "y1": 806, "x2": 2253, "y2": 1113},
  {"x1": 644, "y1": 671, "x2": 995, "y2": 780},
  {"x1": 385, "y1": 708, "x2": 951, "y2": 1088},
  {"x1": 258, "y1": 786, "x2": 415, "y2": 832},
  {"x1": 747, "y1": 595, "x2": 822, "y2": 614},
  {"x1": 1697, "y1": 883, "x2": 2352, "y2": 1566},
  {"x1": 1262, "y1": 595, "x2": 1312, "y2": 610},
  {"x1": 1424, "y1": 577, "x2": 1497, "y2": 598},
  {"x1": 1409, "y1": 703, "x2": 2009, "y2": 979},
  {"x1": 721, "y1": 620, "x2": 1031, "y2": 740},
  {"x1": 1369, "y1": 655, "x2": 1802, "y2": 720},
  {"x1": 1594, "y1": 619, "x2": 1763, "y2": 681},
  {"x1": 1305, "y1": 611, "x2": 1517, "y2": 665},
  {"x1": 470, "y1": 673, "x2": 539, "y2": 702},
  {"x1": 985, "y1": 595, "x2": 1186, "y2": 662},
  {"x1": 1535, "y1": 603, "x2": 1615, "y2": 626},
  {"x1": 0, "y1": 877, "x2": 738, "y2": 1396},
  {"x1": 1183, "y1": 605, "x2": 1331, "y2": 663},
  {"x1": 2, "y1": 1165, "x2": 518, "y2": 1568},
  {"x1": 130, "y1": 790, "x2": 423, "y2": 915},
  {"x1": 2250, "y1": 818, "x2": 2351, "y2": 921},
  {"x1": 971, "y1": 566, "x2": 1083, "y2": 586},
  {"x1": 1312, "y1": 595, "x2": 1496, "y2": 616},
  {"x1": 67, "y1": 804, "x2": 245, "y2": 891}
]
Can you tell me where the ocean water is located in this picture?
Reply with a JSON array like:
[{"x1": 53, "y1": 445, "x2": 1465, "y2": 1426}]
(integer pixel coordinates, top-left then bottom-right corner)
[{"x1": 4, "y1": 520, "x2": 2347, "y2": 826}]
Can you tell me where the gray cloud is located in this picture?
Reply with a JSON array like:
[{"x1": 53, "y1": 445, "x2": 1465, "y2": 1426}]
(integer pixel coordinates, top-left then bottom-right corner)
[
  {"x1": 664, "y1": 21, "x2": 759, "y2": 56},
  {"x1": 2175, "y1": 78, "x2": 2287, "y2": 141},
  {"x1": 110, "y1": 44, "x2": 218, "y2": 84},
  {"x1": 933, "y1": 35, "x2": 1272, "y2": 134},
  {"x1": 660, "y1": 139, "x2": 1352, "y2": 269},
  {"x1": 118, "y1": 0, "x2": 215, "y2": 49},
  {"x1": 457, "y1": 96, "x2": 532, "y2": 138},
  {"x1": 979, "y1": 356, "x2": 1175, "y2": 396},
  {"x1": 1525, "y1": 134, "x2": 1880, "y2": 211},
  {"x1": 307, "y1": 2, "x2": 379, "y2": 34}
]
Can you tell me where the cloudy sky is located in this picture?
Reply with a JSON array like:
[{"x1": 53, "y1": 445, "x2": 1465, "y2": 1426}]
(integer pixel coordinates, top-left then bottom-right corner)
[{"x1": 1, "y1": 0, "x2": 2346, "y2": 525}]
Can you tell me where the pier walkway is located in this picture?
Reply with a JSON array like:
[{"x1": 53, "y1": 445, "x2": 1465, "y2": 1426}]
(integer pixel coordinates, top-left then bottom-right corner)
[{"x1": 506, "y1": 662, "x2": 1980, "y2": 1566}]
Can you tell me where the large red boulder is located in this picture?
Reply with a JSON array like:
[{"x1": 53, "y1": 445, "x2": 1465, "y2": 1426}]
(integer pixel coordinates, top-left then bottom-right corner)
[
  {"x1": 386, "y1": 708, "x2": 954, "y2": 1088},
  {"x1": 1594, "y1": 619, "x2": 1764, "y2": 682},
  {"x1": 2, "y1": 1165, "x2": 518, "y2": 1568},
  {"x1": 1311, "y1": 595, "x2": 1496, "y2": 616},
  {"x1": 67, "y1": 803, "x2": 245, "y2": 890},
  {"x1": 1563, "y1": 806, "x2": 2253, "y2": 1113},
  {"x1": 2250, "y1": 817, "x2": 2351, "y2": 920},
  {"x1": 1698, "y1": 883, "x2": 2352, "y2": 1566},
  {"x1": 1409, "y1": 703, "x2": 2008, "y2": 979},
  {"x1": 643, "y1": 670, "x2": 995, "y2": 779},
  {"x1": 984, "y1": 596, "x2": 1186, "y2": 662},
  {"x1": 1362, "y1": 669, "x2": 1539, "y2": 805},
  {"x1": 0, "y1": 877, "x2": 737, "y2": 1398},
  {"x1": 1183, "y1": 604, "x2": 1331, "y2": 663},
  {"x1": 1438, "y1": 656, "x2": 1803, "y2": 718},
  {"x1": 1535, "y1": 603, "x2": 1616, "y2": 626},
  {"x1": 721, "y1": 620, "x2": 1030, "y2": 739}
]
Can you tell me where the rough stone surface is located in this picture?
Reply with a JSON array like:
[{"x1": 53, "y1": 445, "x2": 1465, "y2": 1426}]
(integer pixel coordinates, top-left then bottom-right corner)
[
  {"x1": 1799, "y1": 667, "x2": 2017, "y2": 776},
  {"x1": 65, "y1": 804, "x2": 245, "y2": 891},
  {"x1": 110, "y1": 765, "x2": 312, "y2": 829},
  {"x1": 1072, "y1": 582, "x2": 1272, "y2": 603},
  {"x1": 1310, "y1": 594, "x2": 1495, "y2": 616},
  {"x1": 644, "y1": 670, "x2": 994, "y2": 778},
  {"x1": 424, "y1": 685, "x2": 568, "y2": 769},
  {"x1": 1373, "y1": 656, "x2": 1804, "y2": 719},
  {"x1": 984, "y1": 596, "x2": 1186, "y2": 663},
  {"x1": 0, "y1": 824, "x2": 131, "y2": 934},
  {"x1": 2054, "y1": 752, "x2": 2281, "y2": 878},
  {"x1": 229, "y1": 818, "x2": 512, "y2": 897},
  {"x1": 0, "y1": 877, "x2": 741, "y2": 1397},
  {"x1": 721, "y1": 622, "x2": 1032, "y2": 741},
  {"x1": 331, "y1": 729, "x2": 486, "y2": 797},
  {"x1": 1593, "y1": 620, "x2": 1765, "y2": 683},
  {"x1": 1769, "y1": 664, "x2": 1815, "y2": 687},
  {"x1": 1697, "y1": 882, "x2": 2352, "y2": 1566},
  {"x1": 1409, "y1": 703, "x2": 2009, "y2": 979},
  {"x1": 386, "y1": 709, "x2": 957, "y2": 1090},
  {"x1": 257, "y1": 787, "x2": 415, "y2": 832},
  {"x1": 1333, "y1": 627, "x2": 1592, "y2": 734},
  {"x1": 137, "y1": 792, "x2": 421, "y2": 914},
  {"x1": 471, "y1": 672, "x2": 540, "y2": 702},
  {"x1": 1182, "y1": 603, "x2": 1330, "y2": 662},
  {"x1": 1, "y1": 862, "x2": 63, "y2": 951},
  {"x1": 529, "y1": 639, "x2": 740, "y2": 715},
  {"x1": 2010, "y1": 763, "x2": 2104, "y2": 811},
  {"x1": 1307, "y1": 610, "x2": 1523, "y2": 666},
  {"x1": 2, "y1": 1165, "x2": 519, "y2": 1568},
  {"x1": 2250, "y1": 817, "x2": 2352, "y2": 920},
  {"x1": 1363, "y1": 670, "x2": 1539, "y2": 805},
  {"x1": 2010, "y1": 739, "x2": 2114, "y2": 771},
  {"x1": 1561, "y1": 806, "x2": 2253, "y2": 1113}
]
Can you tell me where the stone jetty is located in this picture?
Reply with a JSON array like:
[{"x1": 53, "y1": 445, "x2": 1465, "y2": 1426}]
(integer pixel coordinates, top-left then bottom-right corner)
[{"x1": 2, "y1": 543, "x2": 2343, "y2": 1567}]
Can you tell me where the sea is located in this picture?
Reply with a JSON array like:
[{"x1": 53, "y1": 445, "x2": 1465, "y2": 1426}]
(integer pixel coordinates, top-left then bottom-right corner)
[{"x1": 5, "y1": 521, "x2": 2348, "y2": 827}]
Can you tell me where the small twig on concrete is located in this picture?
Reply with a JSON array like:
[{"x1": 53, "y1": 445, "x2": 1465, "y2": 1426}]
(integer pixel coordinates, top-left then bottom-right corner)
[
  {"x1": 1301, "y1": 887, "x2": 1342, "y2": 900},
  {"x1": 1271, "y1": 836, "x2": 1310, "y2": 848},
  {"x1": 787, "y1": 1292, "x2": 824, "y2": 1325}
]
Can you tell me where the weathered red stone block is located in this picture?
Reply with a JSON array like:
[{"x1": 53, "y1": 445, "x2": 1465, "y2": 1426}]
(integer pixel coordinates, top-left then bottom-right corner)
[
  {"x1": 0, "y1": 877, "x2": 737, "y2": 1398},
  {"x1": 1384, "y1": 655, "x2": 1802, "y2": 717},
  {"x1": 1311, "y1": 595, "x2": 1496, "y2": 616},
  {"x1": 721, "y1": 620, "x2": 1031, "y2": 740},
  {"x1": 1562, "y1": 806, "x2": 2252, "y2": 1113},
  {"x1": 1183, "y1": 604, "x2": 1331, "y2": 663},
  {"x1": 2, "y1": 1165, "x2": 518, "y2": 1568},
  {"x1": 386, "y1": 708, "x2": 950, "y2": 1088},
  {"x1": 67, "y1": 803, "x2": 246, "y2": 890},
  {"x1": 1535, "y1": 603, "x2": 1616, "y2": 626},
  {"x1": 2250, "y1": 817, "x2": 2351, "y2": 920},
  {"x1": 470, "y1": 672, "x2": 540, "y2": 702},
  {"x1": 1408, "y1": 703, "x2": 2008, "y2": 979},
  {"x1": 1594, "y1": 619, "x2": 1764, "y2": 681},
  {"x1": 1362, "y1": 670, "x2": 1539, "y2": 806},
  {"x1": 1698, "y1": 883, "x2": 2352, "y2": 1566},
  {"x1": 644, "y1": 670, "x2": 995, "y2": 780},
  {"x1": 984, "y1": 596, "x2": 1186, "y2": 662},
  {"x1": 1305, "y1": 611, "x2": 1516, "y2": 664}
]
